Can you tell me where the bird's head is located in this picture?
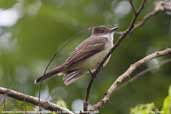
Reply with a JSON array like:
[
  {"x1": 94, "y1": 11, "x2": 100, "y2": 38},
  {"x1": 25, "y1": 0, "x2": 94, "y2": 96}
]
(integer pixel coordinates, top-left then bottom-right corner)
[{"x1": 91, "y1": 25, "x2": 118, "y2": 35}]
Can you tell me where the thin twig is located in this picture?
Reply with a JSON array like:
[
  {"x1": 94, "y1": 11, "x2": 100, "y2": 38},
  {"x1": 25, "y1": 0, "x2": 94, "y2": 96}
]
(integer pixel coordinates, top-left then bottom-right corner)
[
  {"x1": 0, "y1": 87, "x2": 74, "y2": 114},
  {"x1": 94, "y1": 0, "x2": 146, "y2": 76},
  {"x1": 133, "y1": 10, "x2": 159, "y2": 30},
  {"x1": 83, "y1": 0, "x2": 171, "y2": 112},
  {"x1": 83, "y1": 0, "x2": 147, "y2": 112},
  {"x1": 83, "y1": 70, "x2": 95, "y2": 112},
  {"x1": 128, "y1": 0, "x2": 137, "y2": 15},
  {"x1": 131, "y1": 58, "x2": 171, "y2": 82},
  {"x1": 133, "y1": 0, "x2": 168, "y2": 31},
  {"x1": 90, "y1": 0, "x2": 171, "y2": 111},
  {"x1": 92, "y1": 48, "x2": 171, "y2": 110}
]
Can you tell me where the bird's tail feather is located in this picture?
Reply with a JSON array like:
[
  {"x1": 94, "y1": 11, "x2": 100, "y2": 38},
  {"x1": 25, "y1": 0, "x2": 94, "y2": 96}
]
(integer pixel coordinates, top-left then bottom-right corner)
[
  {"x1": 34, "y1": 65, "x2": 64, "y2": 84},
  {"x1": 63, "y1": 70, "x2": 82, "y2": 86}
]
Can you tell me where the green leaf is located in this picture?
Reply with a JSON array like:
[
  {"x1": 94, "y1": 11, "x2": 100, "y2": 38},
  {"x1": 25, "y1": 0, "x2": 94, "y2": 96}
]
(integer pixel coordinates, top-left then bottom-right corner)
[
  {"x1": 168, "y1": 85, "x2": 171, "y2": 97},
  {"x1": 130, "y1": 103, "x2": 158, "y2": 114},
  {"x1": 162, "y1": 96, "x2": 171, "y2": 114},
  {"x1": 161, "y1": 85, "x2": 171, "y2": 114}
]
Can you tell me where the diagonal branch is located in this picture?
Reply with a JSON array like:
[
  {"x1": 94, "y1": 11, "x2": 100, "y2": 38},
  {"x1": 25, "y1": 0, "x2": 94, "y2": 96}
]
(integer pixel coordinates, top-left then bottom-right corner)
[
  {"x1": 83, "y1": 70, "x2": 95, "y2": 112},
  {"x1": 133, "y1": 9, "x2": 159, "y2": 31},
  {"x1": 128, "y1": 0, "x2": 137, "y2": 15},
  {"x1": 93, "y1": 0, "x2": 147, "y2": 78},
  {"x1": 0, "y1": 87, "x2": 74, "y2": 114},
  {"x1": 83, "y1": 0, "x2": 147, "y2": 112},
  {"x1": 83, "y1": 0, "x2": 171, "y2": 112},
  {"x1": 133, "y1": 0, "x2": 171, "y2": 30},
  {"x1": 92, "y1": 48, "x2": 171, "y2": 110}
]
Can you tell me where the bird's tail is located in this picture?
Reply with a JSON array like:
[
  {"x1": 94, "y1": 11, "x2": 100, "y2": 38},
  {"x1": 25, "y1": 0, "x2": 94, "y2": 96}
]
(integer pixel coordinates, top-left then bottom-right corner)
[
  {"x1": 34, "y1": 65, "x2": 65, "y2": 84},
  {"x1": 63, "y1": 70, "x2": 82, "y2": 86}
]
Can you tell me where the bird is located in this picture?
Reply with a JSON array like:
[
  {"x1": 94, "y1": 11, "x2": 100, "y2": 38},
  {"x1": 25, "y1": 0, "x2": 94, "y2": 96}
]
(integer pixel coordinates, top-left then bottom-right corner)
[{"x1": 35, "y1": 25, "x2": 118, "y2": 85}]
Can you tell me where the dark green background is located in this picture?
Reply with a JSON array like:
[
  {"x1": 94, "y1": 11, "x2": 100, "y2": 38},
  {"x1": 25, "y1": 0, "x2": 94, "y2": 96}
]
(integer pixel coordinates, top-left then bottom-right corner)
[{"x1": 0, "y1": 0, "x2": 171, "y2": 113}]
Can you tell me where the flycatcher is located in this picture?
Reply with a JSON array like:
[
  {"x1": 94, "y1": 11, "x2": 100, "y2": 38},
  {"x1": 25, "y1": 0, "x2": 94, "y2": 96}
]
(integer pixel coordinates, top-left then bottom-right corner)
[{"x1": 35, "y1": 25, "x2": 118, "y2": 85}]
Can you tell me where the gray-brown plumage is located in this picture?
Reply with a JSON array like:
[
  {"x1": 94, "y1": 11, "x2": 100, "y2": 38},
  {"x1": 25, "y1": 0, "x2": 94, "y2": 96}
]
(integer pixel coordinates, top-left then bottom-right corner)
[{"x1": 35, "y1": 25, "x2": 118, "y2": 85}]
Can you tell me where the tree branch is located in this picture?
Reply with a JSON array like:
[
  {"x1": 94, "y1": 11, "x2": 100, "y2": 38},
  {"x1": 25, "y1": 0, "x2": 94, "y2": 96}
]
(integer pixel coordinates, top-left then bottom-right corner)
[
  {"x1": 0, "y1": 87, "x2": 74, "y2": 114},
  {"x1": 128, "y1": 0, "x2": 137, "y2": 15},
  {"x1": 83, "y1": 70, "x2": 95, "y2": 112},
  {"x1": 92, "y1": 48, "x2": 171, "y2": 110},
  {"x1": 133, "y1": 0, "x2": 171, "y2": 30},
  {"x1": 83, "y1": 0, "x2": 171, "y2": 112},
  {"x1": 83, "y1": 0, "x2": 147, "y2": 112},
  {"x1": 1, "y1": 1, "x2": 169, "y2": 114}
]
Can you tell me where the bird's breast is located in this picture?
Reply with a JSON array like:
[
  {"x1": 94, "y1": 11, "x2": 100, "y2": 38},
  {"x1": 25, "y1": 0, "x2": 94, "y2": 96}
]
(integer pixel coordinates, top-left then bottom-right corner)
[{"x1": 78, "y1": 38, "x2": 113, "y2": 70}]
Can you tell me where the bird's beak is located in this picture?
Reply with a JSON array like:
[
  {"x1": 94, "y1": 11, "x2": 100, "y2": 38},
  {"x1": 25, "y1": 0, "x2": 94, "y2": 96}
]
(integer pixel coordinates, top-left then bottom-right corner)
[{"x1": 111, "y1": 26, "x2": 119, "y2": 32}]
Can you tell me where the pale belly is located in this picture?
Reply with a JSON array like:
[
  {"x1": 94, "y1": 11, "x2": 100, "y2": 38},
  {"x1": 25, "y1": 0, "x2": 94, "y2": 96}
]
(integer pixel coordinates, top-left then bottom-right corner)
[
  {"x1": 74, "y1": 36, "x2": 113, "y2": 71},
  {"x1": 77, "y1": 48, "x2": 111, "y2": 70}
]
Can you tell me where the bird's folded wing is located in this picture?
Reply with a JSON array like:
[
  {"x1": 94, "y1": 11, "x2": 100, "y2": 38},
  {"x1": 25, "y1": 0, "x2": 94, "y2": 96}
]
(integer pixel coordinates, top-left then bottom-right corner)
[{"x1": 64, "y1": 37, "x2": 108, "y2": 67}]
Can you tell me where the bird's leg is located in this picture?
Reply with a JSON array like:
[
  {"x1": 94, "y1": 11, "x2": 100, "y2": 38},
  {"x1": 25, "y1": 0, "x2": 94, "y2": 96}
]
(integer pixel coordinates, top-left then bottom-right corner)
[{"x1": 88, "y1": 69, "x2": 95, "y2": 78}]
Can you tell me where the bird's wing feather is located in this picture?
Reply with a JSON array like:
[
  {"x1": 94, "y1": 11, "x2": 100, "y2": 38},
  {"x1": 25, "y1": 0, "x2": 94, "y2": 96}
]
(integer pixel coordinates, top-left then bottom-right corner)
[{"x1": 64, "y1": 37, "x2": 108, "y2": 67}]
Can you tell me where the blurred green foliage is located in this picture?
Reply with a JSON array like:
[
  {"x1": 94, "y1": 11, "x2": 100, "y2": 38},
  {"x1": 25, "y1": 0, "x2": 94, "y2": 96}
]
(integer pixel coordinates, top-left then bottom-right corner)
[
  {"x1": 130, "y1": 103, "x2": 157, "y2": 114},
  {"x1": 130, "y1": 85, "x2": 171, "y2": 114},
  {"x1": 0, "y1": 0, "x2": 170, "y2": 113},
  {"x1": 162, "y1": 85, "x2": 171, "y2": 114}
]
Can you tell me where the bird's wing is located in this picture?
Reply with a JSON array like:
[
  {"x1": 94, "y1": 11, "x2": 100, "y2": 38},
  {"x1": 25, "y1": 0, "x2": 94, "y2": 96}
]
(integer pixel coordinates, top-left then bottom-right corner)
[{"x1": 64, "y1": 37, "x2": 108, "y2": 67}]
